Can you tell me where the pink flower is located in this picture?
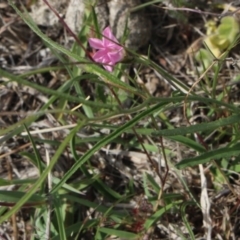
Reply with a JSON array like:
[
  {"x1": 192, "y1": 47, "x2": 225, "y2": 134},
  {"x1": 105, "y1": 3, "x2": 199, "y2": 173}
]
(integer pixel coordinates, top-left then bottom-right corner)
[{"x1": 88, "y1": 26, "x2": 125, "y2": 72}]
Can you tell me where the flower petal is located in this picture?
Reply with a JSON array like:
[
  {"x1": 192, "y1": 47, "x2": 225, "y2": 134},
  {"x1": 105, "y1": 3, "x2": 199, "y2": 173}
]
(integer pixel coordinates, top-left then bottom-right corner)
[
  {"x1": 92, "y1": 50, "x2": 115, "y2": 72},
  {"x1": 88, "y1": 38, "x2": 105, "y2": 49},
  {"x1": 92, "y1": 49, "x2": 111, "y2": 63},
  {"x1": 102, "y1": 26, "x2": 119, "y2": 47},
  {"x1": 103, "y1": 64, "x2": 114, "y2": 72},
  {"x1": 107, "y1": 49, "x2": 124, "y2": 63},
  {"x1": 89, "y1": 26, "x2": 125, "y2": 72},
  {"x1": 102, "y1": 26, "x2": 118, "y2": 42}
]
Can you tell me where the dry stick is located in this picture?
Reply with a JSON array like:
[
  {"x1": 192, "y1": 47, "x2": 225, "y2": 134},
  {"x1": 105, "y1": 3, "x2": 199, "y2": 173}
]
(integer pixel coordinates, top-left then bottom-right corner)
[
  {"x1": 161, "y1": 6, "x2": 221, "y2": 16},
  {"x1": 0, "y1": 143, "x2": 31, "y2": 159},
  {"x1": 161, "y1": 6, "x2": 240, "y2": 18}
]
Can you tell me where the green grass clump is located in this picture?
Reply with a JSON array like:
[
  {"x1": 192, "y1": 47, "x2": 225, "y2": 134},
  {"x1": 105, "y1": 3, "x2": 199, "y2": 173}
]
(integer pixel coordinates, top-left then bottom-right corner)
[{"x1": 1, "y1": 1, "x2": 240, "y2": 239}]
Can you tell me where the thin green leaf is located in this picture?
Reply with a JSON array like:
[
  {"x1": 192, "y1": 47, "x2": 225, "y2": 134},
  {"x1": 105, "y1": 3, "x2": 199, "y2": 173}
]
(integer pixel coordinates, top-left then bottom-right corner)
[
  {"x1": 176, "y1": 143, "x2": 240, "y2": 169},
  {"x1": 154, "y1": 114, "x2": 240, "y2": 136},
  {"x1": 0, "y1": 68, "x2": 114, "y2": 109},
  {"x1": 23, "y1": 124, "x2": 43, "y2": 175},
  {"x1": 0, "y1": 190, "x2": 45, "y2": 203},
  {"x1": 181, "y1": 201, "x2": 195, "y2": 240},
  {"x1": 53, "y1": 197, "x2": 67, "y2": 240},
  {"x1": 99, "y1": 227, "x2": 138, "y2": 239},
  {"x1": 0, "y1": 178, "x2": 37, "y2": 187},
  {"x1": 166, "y1": 135, "x2": 206, "y2": 153}
]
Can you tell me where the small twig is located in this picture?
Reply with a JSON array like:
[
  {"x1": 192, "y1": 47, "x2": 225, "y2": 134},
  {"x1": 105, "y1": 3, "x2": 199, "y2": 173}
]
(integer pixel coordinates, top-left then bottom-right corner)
[
  {"x1": 161, "y1": 5, "x2": 240, "y2": 18},
  {"x1": 0, "y1": 143, "x2": 31, "y2": 160}
]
